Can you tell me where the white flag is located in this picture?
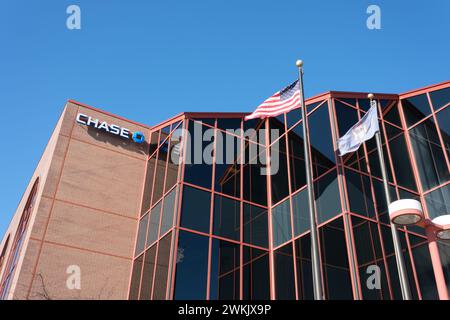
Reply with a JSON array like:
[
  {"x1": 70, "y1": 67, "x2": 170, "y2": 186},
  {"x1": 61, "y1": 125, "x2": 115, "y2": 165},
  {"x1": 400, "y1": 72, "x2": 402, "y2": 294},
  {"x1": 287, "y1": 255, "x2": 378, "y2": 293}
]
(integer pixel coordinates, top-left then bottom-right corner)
[{"x1": 337, "y1": 102, "x2": 379, "y2": 156}]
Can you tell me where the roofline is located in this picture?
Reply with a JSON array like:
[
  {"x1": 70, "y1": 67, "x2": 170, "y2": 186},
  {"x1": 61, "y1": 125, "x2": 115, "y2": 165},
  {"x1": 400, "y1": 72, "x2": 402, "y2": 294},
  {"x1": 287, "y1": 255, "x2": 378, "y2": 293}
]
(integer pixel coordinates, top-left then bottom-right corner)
[
  {"x1": 399, "y1": 80, "x2": 450, "y2": 99},
  {"x1": 68, "y1": 99, "x2": 152, "y2": 130}
]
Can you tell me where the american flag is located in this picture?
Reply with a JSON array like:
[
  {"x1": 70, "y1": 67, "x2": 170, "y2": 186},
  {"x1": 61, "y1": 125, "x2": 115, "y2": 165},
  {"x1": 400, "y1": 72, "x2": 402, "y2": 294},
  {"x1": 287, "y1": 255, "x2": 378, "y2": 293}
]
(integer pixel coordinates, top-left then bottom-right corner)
[{"x1": 245, "y1": 80, "x2": 301, "y2": 121}]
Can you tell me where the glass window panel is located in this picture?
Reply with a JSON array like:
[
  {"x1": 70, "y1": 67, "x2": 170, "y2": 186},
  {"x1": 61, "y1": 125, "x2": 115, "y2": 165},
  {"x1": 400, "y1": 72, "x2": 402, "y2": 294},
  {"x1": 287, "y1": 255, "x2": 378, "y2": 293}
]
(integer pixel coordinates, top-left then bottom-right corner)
[
  {"x1": 243, "y1": 146, "x2": 268, "y2": 206},
  {"x1": 153, "y1": 233, "x2": 172, "y2": 299},
  {"x1": 286, "y1": 108, "x2": 301, "y2": 128},
  {"x1": 339, "y1": 98, "x2": 357, "y2": 107},
  {"x1": 135, "y1": 214, "x2": 148, "y2": 255},
  {"x1": 409, "y1": 118, "x2": 450, "y2": 190},
  {"x1": 402, "y1": 94, "x2": 432, "y2": 127},
  {"x1": 217, "y1": 118, "x2": 242, "y2": 132},
  {"x1": 288, "y1": 123, "x2": 306, "y2": 193},
  {"x1": 425, "y1": 184, "x2": 450, "y2": 220},
  {"x1": 214, "y1": 134, "x2": 241, "y2": 198},
  {"x1": 153, "y1": 143, "x2": 168, "y2": 205},
  {"x1": 243, "y1": 203, "x2": 268, "y2": 248},
  {"x1": 165, "y1": 138, "x2": 180, "y2": 193},
  {"x1": 213, "y1": 195, "x2": 240, "y2": 241},
  {"x1": 335, "y1": 101, "x2": 359, "y2": 137},
  {"x1": 308, "y1": 103, "x2": 336, "y2": 178},
  {"x1": 306, "y1": 101, "x2": 322, "y2": 113},
  {"x1": 372, "y1": 178, "x2": 397, "y2": 223},
  {"x1": 270, "y1": 136, "x2": 290, "y2": 204},
  {"x1": 129, "y1": 255, "x2": 143, "y2": 300},
  {"x1": 388, "y1": 134, "x2": 418, "y2": 191},
  {"x1": 184, "y1": 121, "x2": 213, "y2": 189},
  {"x1": 358, "y1": 98, "x2": 371, "y2": 112},
  {"x1": 383, "y1": 103, "x2": 402, "y2": 127},
  {"x1": 409, "y1": 235, "x2": 438, "y2": 299},
  {"x1": 149, "y1": 131, "x2": 159, "y2": 156},
  {"x1": 147, "y1": 202, "x2": 162, "y2": 247},
  {"x1": 274, "y1": 242, "x2": 296, "y2": 299},
  {"x1": 160, "y1": 188, "x2": 178, "y2": 236},
  {"x1": 319, "y1": 218, "x2": 353, "y2": 299},
  {"x1": 174, "y1": 231, "x2": 209, "y2": 299},
  {"x1": 292, "y1": 189, "x2": 310, "y2": 236},
  {"x1": 430, "y1": 87, "x2": 450, "y2": 110},
  {"x1": 141, "y1": 157, "x2": 156, "y2": 215},
  {"x1": 243, "y1": 248, "x2": 270, "y2": 300},
  {"x1": 192, "y1": 118, "x2": 215, "y2": 126},
  {"x1": 438, "y1": 242, "x2": 450, "y2": 297},
  {"x1": 295, "y1": 235, "x2": 314, "y2": 300},
  {"x1": 345, "y1": 170, "x2": 376, "y2": 218},
  {"x1": 180, "y1": 186, "x2": 211, "y2": 233},
  {"x1": 269, "y1": 115, "x2": 286, "y2": 143},
  {"x1": 139, "y1": 246, "x2": 157, "y2": 300},
  {"x1": 314, "y1": 170, "x2": 341, "y2": 224},
  {"x1": 210, "y1": 240, "x2": 240, "y2": 300},
  {"x1": 272, "y1": 199, "x2": 292, "y2": 247},
  {"x1": 436, "y1": 107, "x2": 450, "y2": 161}
]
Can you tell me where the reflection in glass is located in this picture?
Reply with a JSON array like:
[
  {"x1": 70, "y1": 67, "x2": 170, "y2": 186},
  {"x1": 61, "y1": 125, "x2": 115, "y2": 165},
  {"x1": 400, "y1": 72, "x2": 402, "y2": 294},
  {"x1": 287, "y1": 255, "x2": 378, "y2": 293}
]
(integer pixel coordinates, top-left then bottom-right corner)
[
  {"x1": 140, "y1": 245, "x2": 157, "y2": 300},
  {"x1": 243, "y1": 247, "x2": 270, "y2": 300},
  {"x1": 214, "y1": 134, "x2": 241, "y2": 198},
  {"x1": 345, "y1": 169, "x2": 375, "y2": 218},
  {"x1": 180, "y1": 186, "x2": 211, "y2": 233},
  {"x1": 295, "y1": 235, "x2": 314, "y2": 300},
  {"x1": 288, "y1": 123, "x2": 306, "y2": 193},
  {"x1": 270, "y1": 137, "x2": 290, "y2": 204},
  {"x1": 425, "y1": 184, "x2": 450, "y2": 220},
  {"x1": 153, "y1": 232, "x2": 172, "y2": 299},
  {"x1": 274, "y1": 242, "x2": 296, "y2": 299},
  {"x1": 436, "y1": 107, "x2": 450, "y2": 161},
  {"x1": 292, "y1": 189, "x2": 310, "y2": 236},
  {"x1": 174, "y1": 231, "x2": 209, "y2": 299},
  {"x1": 160, "y1": 188, "x2": 178, "y2": 236},
  {"x1": 129, "y1": 254, "x2": 143, "y2": 300},
  {"x1": 135, "y1": 214, "x2": 148, "y2": 255},
  {"x1": 243, "y1": 203, "x2": 268, "y2": 248},
  {"x1": 409, "y1": 118, "x2": 450, "y2": 191},
  {"x1": 314, "y1": 171, "x2": 341, "y2": 224},
  {"x1": 430, "y1": 87, "x2": 450, "y2": 111},
  {"x1": 402, "y1": 94, "x2": 432, "y2": 127},
  {"x1": 210, "y1": 240, "x2": 240, "y2": 300},
  {"x1": 272, "y1": 199, "x2": 292, "y2": 247},
  {"x1": 147, "y1": 202, "x2": 161, "y2": 247},
  {"x1": 213, "y1": 195, "x2": 240, "y2": 241}
]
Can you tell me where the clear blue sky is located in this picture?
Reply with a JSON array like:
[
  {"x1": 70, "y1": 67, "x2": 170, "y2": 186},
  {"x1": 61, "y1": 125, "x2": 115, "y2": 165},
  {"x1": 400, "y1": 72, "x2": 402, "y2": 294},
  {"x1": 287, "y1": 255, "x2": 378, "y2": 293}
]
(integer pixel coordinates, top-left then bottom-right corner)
[{"x1": 0, "y1": 0, "x2": 449, "y2": 236}]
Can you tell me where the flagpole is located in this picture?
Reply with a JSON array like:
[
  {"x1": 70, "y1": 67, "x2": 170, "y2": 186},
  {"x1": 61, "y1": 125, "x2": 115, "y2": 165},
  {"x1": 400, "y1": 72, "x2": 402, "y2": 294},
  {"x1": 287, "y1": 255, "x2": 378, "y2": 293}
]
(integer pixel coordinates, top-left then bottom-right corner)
[
  {"x1": 297, "y1": 60, "x2": 323, "y2": 300},
  {"x1": 369, "y1": 93, "x2": 412, "y2": 300}
]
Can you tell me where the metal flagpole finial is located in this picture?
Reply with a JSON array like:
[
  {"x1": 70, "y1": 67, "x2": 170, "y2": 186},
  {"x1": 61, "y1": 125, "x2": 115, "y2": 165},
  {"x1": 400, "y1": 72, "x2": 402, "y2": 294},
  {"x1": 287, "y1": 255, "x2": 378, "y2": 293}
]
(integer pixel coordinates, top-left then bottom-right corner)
[
  {"x1": 368, "y1": 93, "x2": 375, "y2": 100},
  {"x1": 296, "y1": 59, "x2": 303, "y2": 68}
]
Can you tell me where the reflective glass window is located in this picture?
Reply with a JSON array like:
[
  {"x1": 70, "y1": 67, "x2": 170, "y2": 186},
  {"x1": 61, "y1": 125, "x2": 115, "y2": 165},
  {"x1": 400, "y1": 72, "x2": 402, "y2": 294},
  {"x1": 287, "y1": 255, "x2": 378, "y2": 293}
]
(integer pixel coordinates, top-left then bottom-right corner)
[
  {"x1": 153, "y1": 233, "x2": 172, "y2": 299},
  {"x1": 430, "y1": 87, "x2": 450, "y2": 110},
  {"x1": 180, "y1": 186, "x2": 211, "y2": 233},
  {"x1": 270, "y1": 136, "x2": 290, "y2": 204},
  {"x1": 388, "y1": 134, "x2": 418, "y2": 191},
  {"x1": 153, "y1": 141, "x2": 168, "y2": 205},
  {"x1": 294, "y1": 235, "x2": 314, "y2": 300},
  {"x1": 217, "y1": 118, "x2": 242, "y2": 132},
  {"x1": 287, "y1": 123, "x2": 306, "y2": 193},
  {"x1": 243, "y1": 203, "x2": 268, "y2": 248},
  {"x1": 174, "y1": 231, "x2": 209, "y2": 299},
  {"x1": 436, "y1": 107, "x2": 450, "y2": 161},
  {"x1": 147, "y1": 202, "x2": 161, "y2": 247},
  {"x1": 210, "y1": 240, "x2": 240, "y2": 300},
  {"x1": 425, "y1": 184, "x2": 450, "y2": 220},
  {"x1": 213, "y1": 195, "x2": 240, "y2": 241},
  {"x1": 345, "y1": 169, "x2": 376, "y2": 218},
  {"x1": 308, "y1": 103, "x2": 336, "y2": 177},
  {"x1": 402, "y1": 94, "x2": 432, "y2": 127},
  {"x1": 272, "y1": 199, "x2": 292, "y2": 247},
  {"x1": 139, "y1": 246, "x2": 157, "y2": 300},
  {"x1": 160, "y1": 187, "x2": 178, "y2": 236},
  {"x1": 184, "y1": 121, "x2": 214, "y2": 189},
  {"x1": 314, "y1": 170, "x2": 341, "y2": 224},
  {"x1": 274, "y1": 242, "x2": 296, "y2": 299},
  {"x1": 243, "y1": 247, "x2": 270, "y2": 300},
  {"x1": 214, "y1": 134, "x2": 241, "y2": 198},
  {"x1": 335, "y1": 101, "x2": 359, "y2": 137},
  {"x1": 141, "y1": 157, "x2": 156, "y2": 215},
  {"x1": 243, "y1": 146, "x2": 267, "y2": 206},
  {"x1": 409, "y1": 118, "x2": 450, "y2": 190},
  {"x1": 135, "y1": 214, "x2": 148, "y2": 255},
  {"x1": 129, "y1": 255, "x2": 143, "y2": 300},
  {"x1": 292, "y1": 189, "x2": 310, "y2": 236}
]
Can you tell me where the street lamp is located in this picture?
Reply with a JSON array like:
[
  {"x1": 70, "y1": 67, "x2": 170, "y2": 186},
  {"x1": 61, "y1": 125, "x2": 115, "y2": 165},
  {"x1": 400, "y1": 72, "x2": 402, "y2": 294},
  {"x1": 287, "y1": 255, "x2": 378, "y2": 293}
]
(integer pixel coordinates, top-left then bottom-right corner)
[
  {"x1": 432, "y1": 215, "x2": 450, "y2": 240},
  {"x1": 388, "y1": 199, "x2": 424, "y2": 226}
]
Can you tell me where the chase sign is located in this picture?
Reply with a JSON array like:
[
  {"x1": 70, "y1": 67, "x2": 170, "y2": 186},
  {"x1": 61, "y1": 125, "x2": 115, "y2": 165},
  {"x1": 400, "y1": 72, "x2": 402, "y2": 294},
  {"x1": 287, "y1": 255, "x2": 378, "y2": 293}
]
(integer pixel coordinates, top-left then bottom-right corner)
[{"x1": 76, "y1": 113, "x2": 145, "y2": 144}]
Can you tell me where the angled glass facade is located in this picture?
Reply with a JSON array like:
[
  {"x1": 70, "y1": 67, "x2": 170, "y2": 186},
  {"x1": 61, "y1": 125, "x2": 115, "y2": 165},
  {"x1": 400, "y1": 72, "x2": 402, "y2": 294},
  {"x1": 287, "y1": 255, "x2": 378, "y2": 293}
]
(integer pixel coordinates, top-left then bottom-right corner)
[{"x1": 129, "y1": 82, "x2": 450, "y2": 300}]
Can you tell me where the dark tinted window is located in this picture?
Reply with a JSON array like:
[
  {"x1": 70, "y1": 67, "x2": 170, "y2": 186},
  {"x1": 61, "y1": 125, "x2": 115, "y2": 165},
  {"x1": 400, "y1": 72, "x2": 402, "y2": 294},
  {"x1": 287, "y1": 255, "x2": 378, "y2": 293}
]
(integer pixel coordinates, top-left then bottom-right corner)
[
  {"x1": 294, "y1": 235, "x2": 314, "y2": 300},
  {"x1": 217, "y1": 118, "x2": 242, "y2": 132},
  {"x1": 436, "y1": 107, "x2": 450, "y2": 161},
  {"x1": 129, "y1": 255, "x2": 143, "y2": 300},
  {"x1": 430, "y1": 87, "x2": 450, "y2": 110},
  {"x1": 213, "y1": 195, "x2": 240, "y2": 241},
  {"x1": 160, "y1": 188, "x2": 177, "y2": 236},
  {"x1": 272, "y1": 199, "x2": 292, "y2": 247},
  {"x1": 141, "y1": 157, "x2": 156, "y2": 215},
  {"x1": 139, "y1": 246, "x2": 157, "y2": 300},
  {"x1": 147, "y1": 202, "x2": 161, "y2": 247},
  {"x1": 287, "y1": 123, "x2": 306, "y2": 193},
  {"x1": 135, "y1": 214, "x2": 148, "y2": 255},
  {"x1": 174, "y1": 231, "x2": 209, "y2": 299},
  {"x1": 270, "y1": 136, "x2": 290, "y2": 204},
  {"x1": 425, "y1": 184, "x2": 450, "y2": 220},
  {"x1": 345, "y1": 169, "x2": 376, "y2": 218},
  {"x1": 210, "y1": 240, "x2": 240, "y2": 300},
  {"x1": 153, "y1": 233, "x2": 172, "y2": 299},
  {"x1": 308, "y1": 104, "x2": 336, "y2": 177},
  {"x1": 402, "y1": 94, "x2": 432, "y2": 127},
  {"x1": 214, "y1": 134, "x2": 241, "y2": 198},
  {"x1": 335, "y1": 101, "x2": 359, "y2": 137},
  {"x1": 243, "y1": 203, "x2": 268, "y2": 248},
  {"x1": 153, "y1": 142, "x2": 168, "y2": 205},
  {"x1": 314, "y1": 170, "x2": 341, "y2": 224},
  {"x1": 184, "y1": 121, "x2": 213, "y2": 189},
  {"x1": 180, "y1": 186, "x2": 211, "y2": 233},
  {"x1": 243, "y1": 146, "x2": 268, "y2": 206},
  {"x1": 274, "y1": 242, "x2": 296, "y2": 299},
  {"x1": 410, "y1": 118, "x2": 450, "y2": 190},
  {"x1": 243, "y1": 247, "x2": 270, "y2": 300},
  {"x1": 388, "y1": 134, "x2": 418, "y2": 191},
  {"x1": 292, "y1": 189, "x2": 310, "y2": 236}
]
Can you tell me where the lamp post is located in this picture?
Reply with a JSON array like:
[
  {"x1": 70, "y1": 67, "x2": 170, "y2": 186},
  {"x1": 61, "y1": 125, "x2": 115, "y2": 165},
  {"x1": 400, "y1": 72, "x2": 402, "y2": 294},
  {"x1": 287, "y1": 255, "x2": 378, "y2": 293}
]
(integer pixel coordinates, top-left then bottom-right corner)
[{"x1": 388, "y1": 200, "x2": 450, "y2": 299}]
